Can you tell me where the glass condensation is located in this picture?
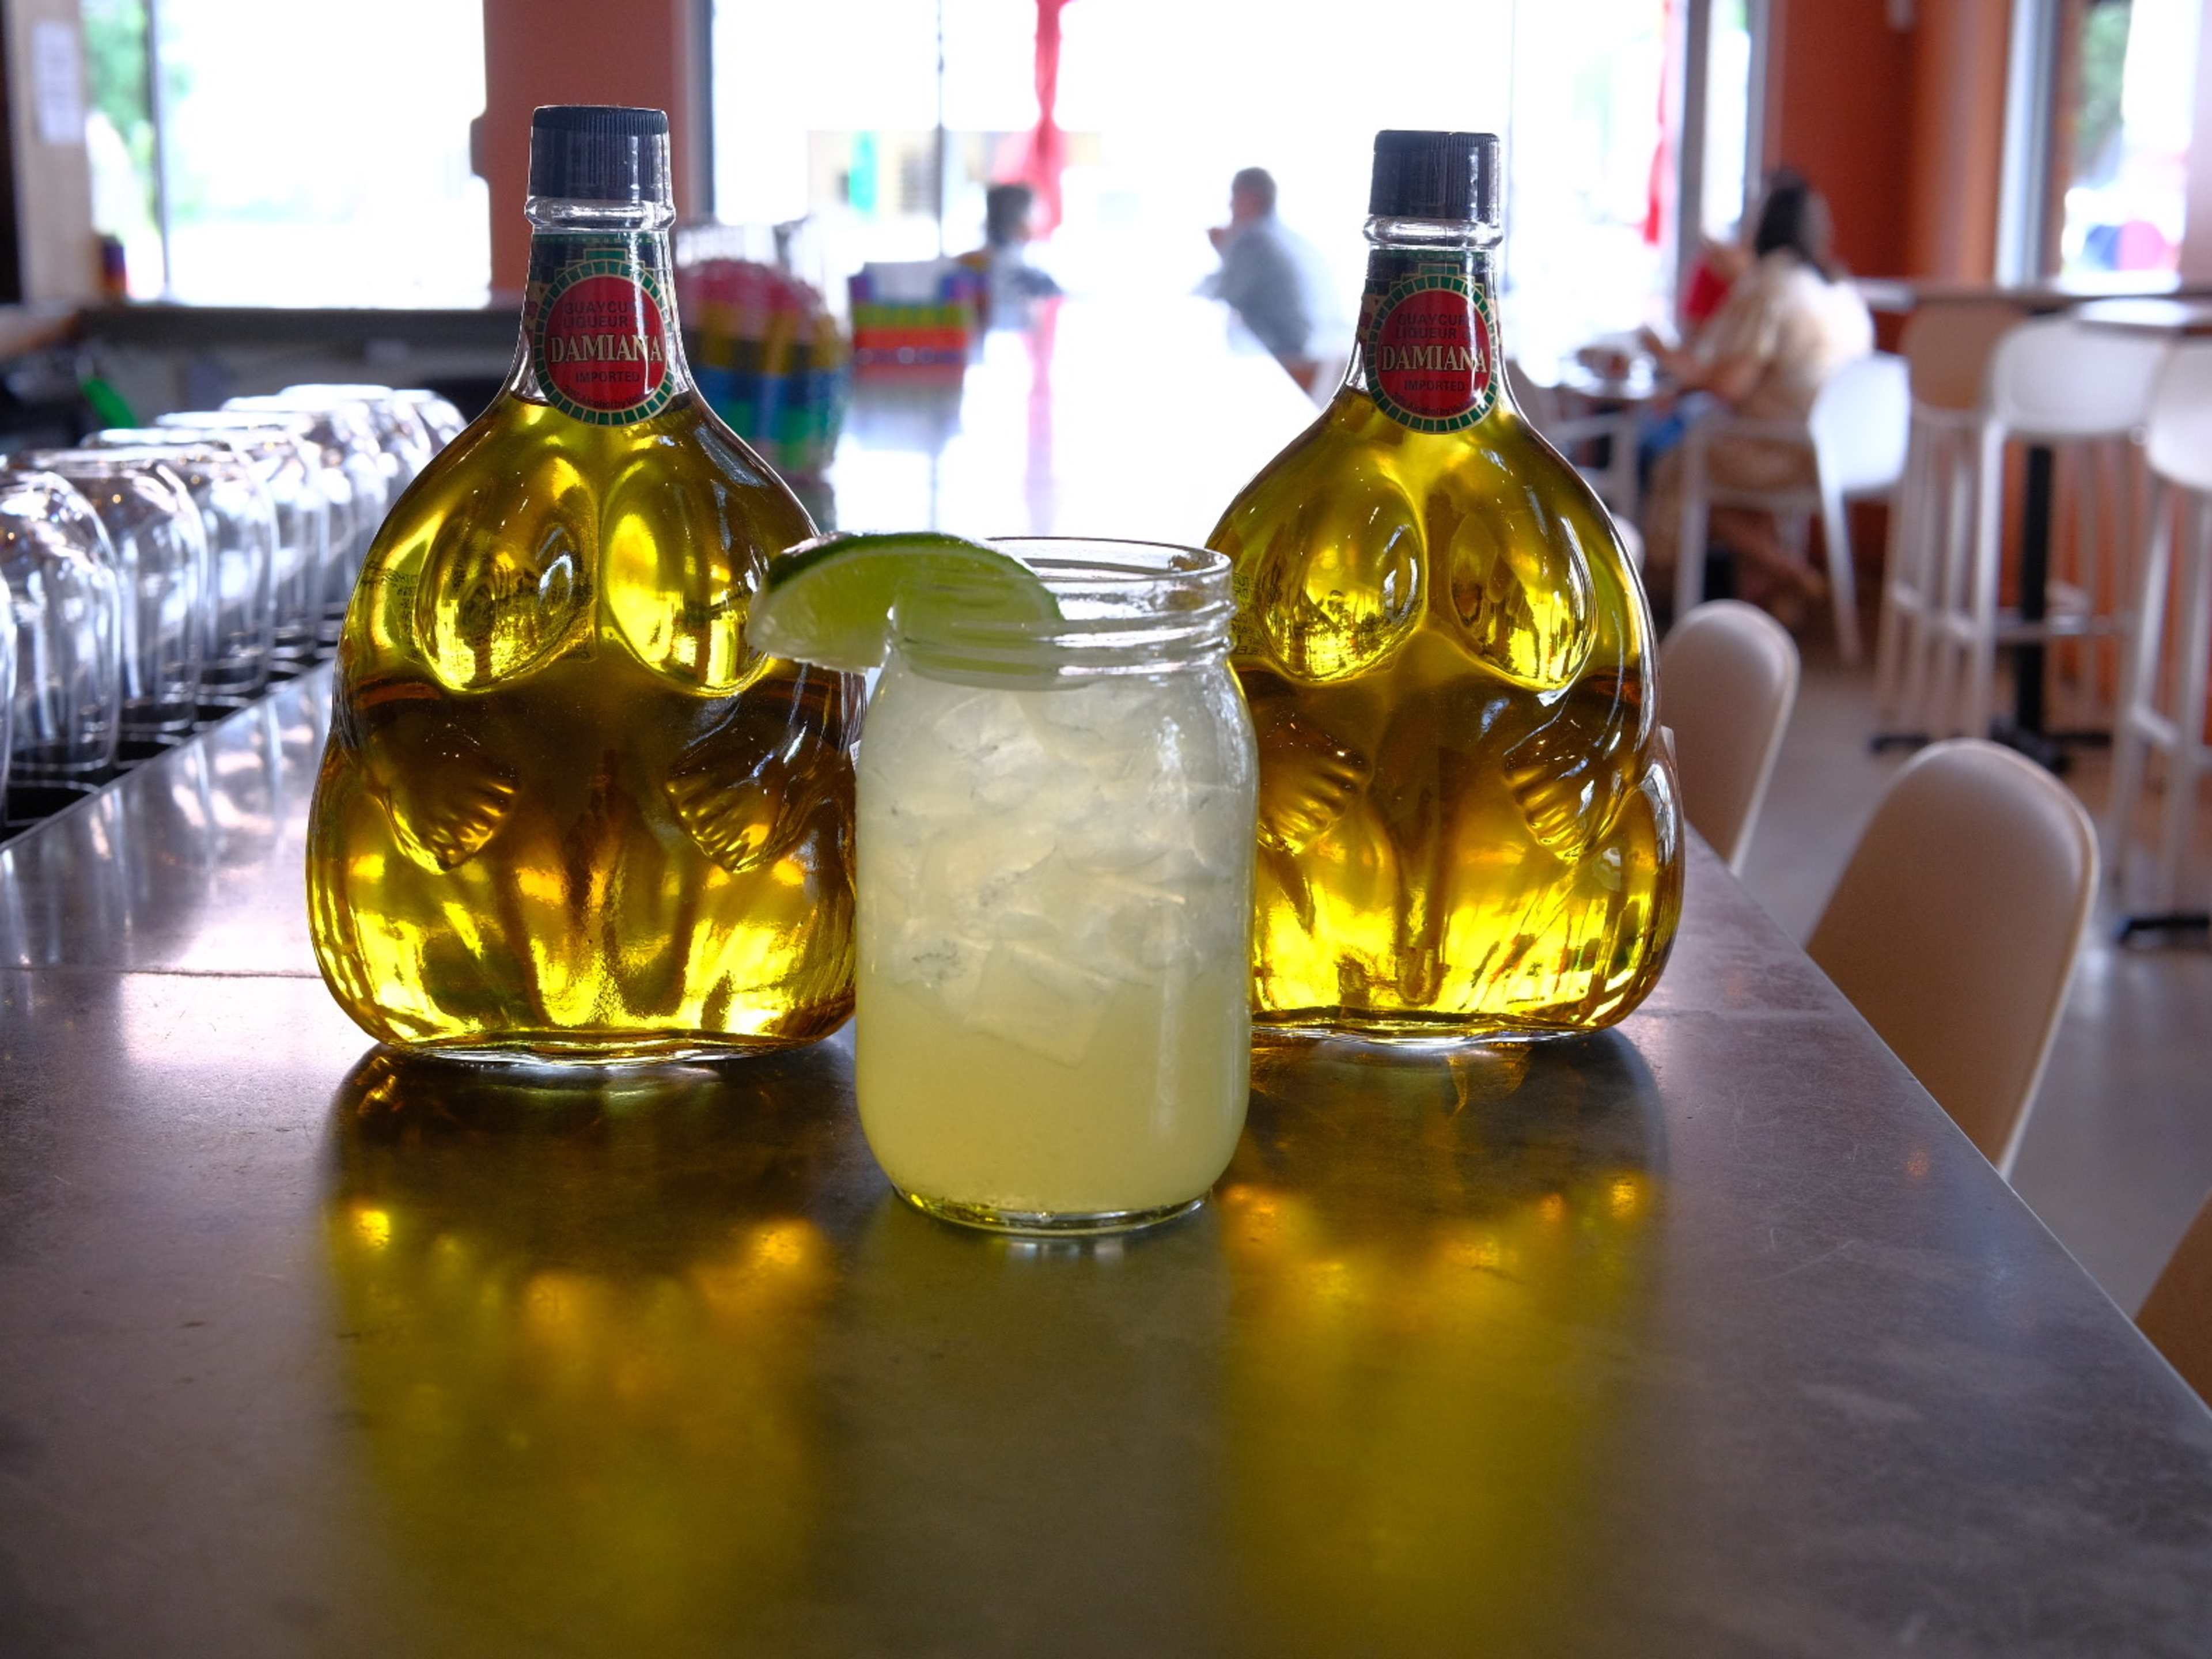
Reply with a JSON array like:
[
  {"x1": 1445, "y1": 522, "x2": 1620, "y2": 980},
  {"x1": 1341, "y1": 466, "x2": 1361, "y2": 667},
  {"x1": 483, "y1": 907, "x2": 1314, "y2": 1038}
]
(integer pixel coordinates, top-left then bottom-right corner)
[{"x1": 855, "y1": 544, "x2": 1257, "y2": 1232}]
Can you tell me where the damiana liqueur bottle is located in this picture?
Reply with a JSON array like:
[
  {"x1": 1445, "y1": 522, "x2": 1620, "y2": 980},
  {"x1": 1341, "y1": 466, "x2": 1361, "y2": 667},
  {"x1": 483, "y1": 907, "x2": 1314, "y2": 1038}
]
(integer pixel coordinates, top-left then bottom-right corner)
[
  {"x1": 308, "y1": 106, "x2": 859, "y2": 1059},
  {"x1": 1209, "y1": 130, "x2": 1683, "y2": 1038}
]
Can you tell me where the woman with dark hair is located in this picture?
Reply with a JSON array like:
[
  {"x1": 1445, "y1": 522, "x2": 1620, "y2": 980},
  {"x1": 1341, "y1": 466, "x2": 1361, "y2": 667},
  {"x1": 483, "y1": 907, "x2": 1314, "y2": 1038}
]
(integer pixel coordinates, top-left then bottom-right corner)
[{"x1": 1639, "y1": 168, "x2": 1874, "y2": 627}]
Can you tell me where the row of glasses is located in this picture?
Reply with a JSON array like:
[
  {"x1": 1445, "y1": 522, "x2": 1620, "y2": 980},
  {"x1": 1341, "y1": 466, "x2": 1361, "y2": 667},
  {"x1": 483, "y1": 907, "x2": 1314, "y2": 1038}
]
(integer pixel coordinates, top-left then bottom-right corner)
[
  {"x1": 20, "y1": 450, "x2": 207, "y2": 749},
  {"x1": 81, "y1": 435, "x2": 278, "y2": 710},
  {"x1": 226, "y1": 389, "x2": 415, "y2": 644},
  {"x1": 0, "y1": 384, "x2": 461, "y2": 827},
  {"x1": 0, "y1": 471, "x2": 123, "y2": 810},
  {"x1": 150, "y1": 412, "x2": 327, "y2": 669}
]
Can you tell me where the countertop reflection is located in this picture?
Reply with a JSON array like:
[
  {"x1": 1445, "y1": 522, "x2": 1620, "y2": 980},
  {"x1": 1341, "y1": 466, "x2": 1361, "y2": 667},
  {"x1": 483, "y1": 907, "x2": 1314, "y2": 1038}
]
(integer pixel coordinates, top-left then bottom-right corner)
[{"x1": 0, "y1": 668, "x2": 327, "y2": 975}]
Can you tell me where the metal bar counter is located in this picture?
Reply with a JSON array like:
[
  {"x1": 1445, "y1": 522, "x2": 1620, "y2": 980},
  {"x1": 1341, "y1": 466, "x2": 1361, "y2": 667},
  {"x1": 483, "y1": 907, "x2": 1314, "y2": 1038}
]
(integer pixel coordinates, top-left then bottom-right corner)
[{"x1": 5, "y1": 306, "x2": 2212, "y2": 1657}]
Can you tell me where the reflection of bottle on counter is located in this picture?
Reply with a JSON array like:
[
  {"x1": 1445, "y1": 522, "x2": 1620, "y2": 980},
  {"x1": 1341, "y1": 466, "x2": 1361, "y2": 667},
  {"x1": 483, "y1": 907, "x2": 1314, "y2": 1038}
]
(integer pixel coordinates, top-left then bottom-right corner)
[
  {"x1": 1211, "y1": 131, "x2": 1683, "y2": 1040},
  {"x1": 321, "y1": 1047, "x2": 851, "y2": 1656},
  {"x1": 307, "y1": 106, "x2": 860, "y2": 1062},
  {"x1": 1220, "y1": 1036, "x2": 1662, "y2": 1653}
]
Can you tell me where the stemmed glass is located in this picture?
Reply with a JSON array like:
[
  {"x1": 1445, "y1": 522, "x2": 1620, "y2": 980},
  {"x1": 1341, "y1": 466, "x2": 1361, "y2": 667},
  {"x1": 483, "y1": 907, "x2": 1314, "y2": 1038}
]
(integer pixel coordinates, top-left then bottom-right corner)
[{"x1": 0, "y1": 469, "x2": 123, "y2": 809}]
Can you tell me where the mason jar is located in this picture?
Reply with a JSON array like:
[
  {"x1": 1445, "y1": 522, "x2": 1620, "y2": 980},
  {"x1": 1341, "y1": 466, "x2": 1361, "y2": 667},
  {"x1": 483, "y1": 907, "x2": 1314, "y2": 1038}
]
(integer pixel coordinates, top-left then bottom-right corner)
[{"x1": 856, "y1": 539, "x2": 1259, "y2": 1234}]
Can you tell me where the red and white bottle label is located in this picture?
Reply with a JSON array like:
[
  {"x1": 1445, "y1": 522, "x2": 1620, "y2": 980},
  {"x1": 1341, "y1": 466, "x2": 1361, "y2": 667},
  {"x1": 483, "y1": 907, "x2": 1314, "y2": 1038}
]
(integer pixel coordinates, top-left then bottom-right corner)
[
  {"x1": 1363, "y1": 271, "x2": 1496, "y2": 433},
  {"x1": 528, "y1": 244, "x2": 677, "y2": 425}
]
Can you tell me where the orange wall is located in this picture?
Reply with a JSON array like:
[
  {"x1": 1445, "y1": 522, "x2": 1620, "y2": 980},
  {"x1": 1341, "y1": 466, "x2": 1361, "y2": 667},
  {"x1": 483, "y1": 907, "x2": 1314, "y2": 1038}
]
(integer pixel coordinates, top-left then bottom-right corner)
[
  {"x1": 1766, "y1": 0, "x2": 1915, "y2": 278},
  {"x1": 478, "y1": 0, "x2": 708, "y2": 293},
  {"x1": 1902, "y1": 0, "x2": 2013, "y2": 279},
  {"x1": 1766, "y1": 0, "x2": 2013, "y2": 282}
]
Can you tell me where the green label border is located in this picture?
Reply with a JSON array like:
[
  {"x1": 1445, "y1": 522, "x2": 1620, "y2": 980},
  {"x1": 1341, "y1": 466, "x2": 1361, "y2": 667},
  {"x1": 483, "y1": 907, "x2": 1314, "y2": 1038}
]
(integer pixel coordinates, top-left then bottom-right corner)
[
  {"x1": 527, "y1": 244, "x2": 677, "y2": 426},
  {"x1": 1363, "y1": 270, "x2": 1497, "y2": 434}
]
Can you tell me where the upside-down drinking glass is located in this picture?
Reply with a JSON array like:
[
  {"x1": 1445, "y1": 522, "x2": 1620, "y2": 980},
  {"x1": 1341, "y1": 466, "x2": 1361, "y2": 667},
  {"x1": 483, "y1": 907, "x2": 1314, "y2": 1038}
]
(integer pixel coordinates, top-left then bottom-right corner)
[
  {"x1": 86, "y1": 436, "x2": 276, "y2": 708},
  {"x1": 272, "y1": 384, "x2": 435, "y2": 499},
  {"x1": 224, "y1": 397, "x2": 387, "y2": 644},
  {"x1": 855, "y1": 539, "x2": 1259, "y2": 1234},
  {"x1": 27, "y1": 450, "x2": 209, "y2": 747},
  {"x1": 392, "y1": 389, "x2": 468, "y2": 448},
  {"x1": 0, "y1": 470, "x2": 123, "y2": 795},
  {"x1": 152, "y1": 412, "x2": 329, "y2": 669}
]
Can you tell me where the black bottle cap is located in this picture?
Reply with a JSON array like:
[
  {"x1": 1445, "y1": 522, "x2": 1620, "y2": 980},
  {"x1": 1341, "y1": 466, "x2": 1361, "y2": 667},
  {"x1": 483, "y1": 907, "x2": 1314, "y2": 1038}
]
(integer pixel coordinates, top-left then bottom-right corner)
[
  {"x1": 528, "y1": 105, "x2": 672, "y2": 204},
  {"x1": 1368, "y1": 130, "x2": 1502, "y2": 226}
]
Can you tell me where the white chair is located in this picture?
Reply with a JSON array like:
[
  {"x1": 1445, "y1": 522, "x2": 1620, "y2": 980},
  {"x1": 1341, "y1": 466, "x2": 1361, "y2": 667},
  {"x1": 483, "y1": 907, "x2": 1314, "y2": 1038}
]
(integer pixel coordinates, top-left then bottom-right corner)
[
  {"x1": 1915, "y1": 317, "x2": 2168, "y2": 741},
  {"x1": 1509, "y1": 360, "x2": 1641, "y2": 522},
  {"x1": 2105, "y1": 339, "x2": 2212, "y2": 923},
  {"x1": 2138, "y1": 1187, "x2": 2212, "y2": 1404},
  {"x1": 1806, "y1": 738, "x2": 2097, "y2": 1178},
  {"x1": 1673, "y1": 351, "x2": 1910, "y2": 664},
  {"x1": 1657, "y1": 600, "x2": 1799, "y2": 871}
]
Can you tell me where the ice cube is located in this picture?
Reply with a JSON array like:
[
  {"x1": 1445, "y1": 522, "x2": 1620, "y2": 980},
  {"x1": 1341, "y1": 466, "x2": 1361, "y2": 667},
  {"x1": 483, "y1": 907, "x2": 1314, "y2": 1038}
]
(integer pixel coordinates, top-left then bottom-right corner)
[{"x1": 966, "y1": 940, "x2": 1121, "y2": 1065}]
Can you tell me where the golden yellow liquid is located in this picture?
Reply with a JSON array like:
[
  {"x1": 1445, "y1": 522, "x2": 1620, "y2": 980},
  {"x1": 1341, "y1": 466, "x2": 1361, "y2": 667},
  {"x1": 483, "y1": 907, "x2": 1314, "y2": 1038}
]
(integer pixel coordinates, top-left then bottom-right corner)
[
  {"x1": 1209, "y1": 353, "x2": 1683, "y2": 1037},
  {"x1": 307, "y1": 385, "x2": 859, "y2": 1058}
]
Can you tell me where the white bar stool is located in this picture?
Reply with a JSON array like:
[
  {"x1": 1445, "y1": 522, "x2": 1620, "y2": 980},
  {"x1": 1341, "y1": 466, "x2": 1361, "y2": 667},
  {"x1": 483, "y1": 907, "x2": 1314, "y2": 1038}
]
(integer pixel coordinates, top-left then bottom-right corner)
[
  {"x1": 1921, "y1": 317, "x2": 2167, "y2": 741},
  {"x1": 1672, "y1": 351, "x2": 1908, "y2": 664},
  {"x1": 1874, "y1": 303, "x2": 2025, "y2": 739},
  {"x1": 2106, "y1": 339, "x2": 2212, "y2": 934}
]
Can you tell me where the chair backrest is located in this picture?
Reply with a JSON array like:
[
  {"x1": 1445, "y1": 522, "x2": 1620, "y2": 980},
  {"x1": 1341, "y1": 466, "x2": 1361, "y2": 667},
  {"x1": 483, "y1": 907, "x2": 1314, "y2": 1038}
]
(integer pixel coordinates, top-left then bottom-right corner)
[
  {"x1": 1805, "y1": 738, "x2": 2097, "y2": 1177},
  {"x1": 1808, "y1": 351, "x2": 1910, "y2": 497},
  {"x1": 1986, "y1": 315, "x2": 2171, "y2": 438},
  {"x1": 1506, "y1": 359, "x2": 1564, "y2": 427},
  {"x1": 1657, "y1": 600, "x2": 1799, "y2": 871},
  {"x1": 2144, "y1": 339, "x2": 2212, "y2": 493},
  {"x1": 1899, "y1": 300, "x2": 2028, "y2": 412},
  {"x1": 2138, "y1": 1188, "x2": 2212, "y2": 1405}
]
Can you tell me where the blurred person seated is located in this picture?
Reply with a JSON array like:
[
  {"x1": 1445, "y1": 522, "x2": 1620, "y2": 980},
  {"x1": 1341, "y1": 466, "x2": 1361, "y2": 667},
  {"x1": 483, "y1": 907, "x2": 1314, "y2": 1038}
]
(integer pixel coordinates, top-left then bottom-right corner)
[
  {"x1": 1205, "y1": 166, "x2": 1328, "y2": 392},
  {"x1": 962, "y1": 182, "x2": 1061, "y2": 328},
  {"x1": 1638, "y1": 171, "x2": 1873, "y2": 629}
]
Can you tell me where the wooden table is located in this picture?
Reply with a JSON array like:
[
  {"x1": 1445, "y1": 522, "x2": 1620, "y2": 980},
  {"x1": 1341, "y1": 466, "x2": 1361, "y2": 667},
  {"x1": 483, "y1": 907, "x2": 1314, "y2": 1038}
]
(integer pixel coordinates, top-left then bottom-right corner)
[{"x1": 2, "y1": 302, "x2": 2210, "y2": 1658}]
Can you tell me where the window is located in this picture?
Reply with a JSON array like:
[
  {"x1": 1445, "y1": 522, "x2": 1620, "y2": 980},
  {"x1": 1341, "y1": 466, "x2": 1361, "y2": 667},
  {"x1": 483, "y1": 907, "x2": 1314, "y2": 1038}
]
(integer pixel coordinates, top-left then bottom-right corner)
[
  {"x1": 2003, "y1": 0, "x2": 2200, "y2": 281},
  {"x1": 81, "y1": 0, "x2": 490, "y2": 306},
  {"x1": 711, "y1": 0, "x2": 1739, "y2": 365},
  {"x1": 2052, "y1": 0, "x2": 2199, "y2": 276}
]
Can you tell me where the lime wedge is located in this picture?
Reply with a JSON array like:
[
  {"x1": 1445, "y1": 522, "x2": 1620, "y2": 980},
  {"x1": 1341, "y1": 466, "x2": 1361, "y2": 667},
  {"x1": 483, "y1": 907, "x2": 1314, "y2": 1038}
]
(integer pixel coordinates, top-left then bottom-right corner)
[{"x1": 750, "y1": 531, "x2": 1059, "y2": 671}]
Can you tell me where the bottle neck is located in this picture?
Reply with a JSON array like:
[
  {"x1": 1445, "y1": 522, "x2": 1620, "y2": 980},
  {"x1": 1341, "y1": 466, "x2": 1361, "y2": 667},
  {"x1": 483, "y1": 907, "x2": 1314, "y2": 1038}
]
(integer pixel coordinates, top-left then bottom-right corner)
[
  {"x1": 1343, "y1": 215, "x2": 1509, "y2": 433},
  {"x1": 508, "y1": 196, "x2": 690, "y2": 425}
]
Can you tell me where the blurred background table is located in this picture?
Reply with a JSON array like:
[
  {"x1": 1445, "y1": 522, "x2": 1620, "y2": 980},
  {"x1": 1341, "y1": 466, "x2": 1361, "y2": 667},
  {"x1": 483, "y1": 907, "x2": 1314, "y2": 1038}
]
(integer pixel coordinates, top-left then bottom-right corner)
[{"x1": 2, "y1": 301, "x2": 2210, "y2": 1659}]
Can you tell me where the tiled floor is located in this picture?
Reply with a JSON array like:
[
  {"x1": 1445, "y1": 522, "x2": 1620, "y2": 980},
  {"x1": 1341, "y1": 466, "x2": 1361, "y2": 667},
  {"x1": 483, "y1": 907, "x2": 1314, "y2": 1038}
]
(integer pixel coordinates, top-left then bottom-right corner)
[{"x1": 1737, "y1": 650, "x2": 2212, "y2": 1314}]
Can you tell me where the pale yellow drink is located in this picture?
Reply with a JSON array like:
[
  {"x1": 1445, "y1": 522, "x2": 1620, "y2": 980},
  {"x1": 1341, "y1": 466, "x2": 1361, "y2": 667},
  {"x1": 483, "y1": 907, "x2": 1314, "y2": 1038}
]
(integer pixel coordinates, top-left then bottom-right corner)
[{"x1": 855, "y1": 556, "x2": 1257, "y2": 1232}]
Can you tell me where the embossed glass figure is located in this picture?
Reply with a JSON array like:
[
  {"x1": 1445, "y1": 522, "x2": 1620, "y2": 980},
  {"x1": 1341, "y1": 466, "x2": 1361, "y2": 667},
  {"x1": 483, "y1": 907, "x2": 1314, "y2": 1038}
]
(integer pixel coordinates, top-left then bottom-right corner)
[
  {"x1": 306, "y1": 105, "x2": 858, "y2": 1061},
  {"x1": 1209, "y1": 131, "x2": 1683, "y2": 1038}
]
